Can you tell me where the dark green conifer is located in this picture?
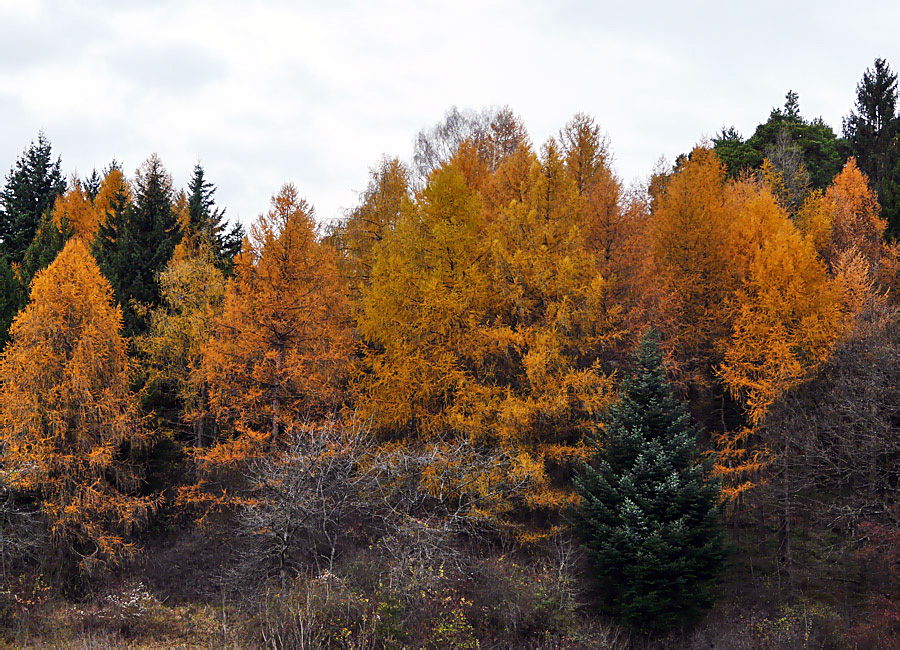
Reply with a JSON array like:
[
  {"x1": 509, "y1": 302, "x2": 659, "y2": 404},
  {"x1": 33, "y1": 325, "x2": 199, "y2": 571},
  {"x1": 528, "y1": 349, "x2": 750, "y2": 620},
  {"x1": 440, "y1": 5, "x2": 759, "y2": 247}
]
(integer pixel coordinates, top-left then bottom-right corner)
[
  {"x1": 0, "y1": 254, "x2": 23, "y2": 350},
  {"x1": 84, "y1": 169, "x2": 102, "y2": 202},
  {"x1": 92, "y1": 155, "x2": 181, "y2": 335},
  {"x1": 0, "y1": 133, "x2": 65, "y2": 264},
  {"x1": 844, "y1": 58, "x2": 900, "y2": 237},
  {"x1": 186, "y1": 163, "x2": 243, "y2": 275},
  {"x1": 573, "y1": 331, "x2": 726, "y2": 633},
  {"x1": 18, "y1": 212, "x2": 74, "y2": 290}
]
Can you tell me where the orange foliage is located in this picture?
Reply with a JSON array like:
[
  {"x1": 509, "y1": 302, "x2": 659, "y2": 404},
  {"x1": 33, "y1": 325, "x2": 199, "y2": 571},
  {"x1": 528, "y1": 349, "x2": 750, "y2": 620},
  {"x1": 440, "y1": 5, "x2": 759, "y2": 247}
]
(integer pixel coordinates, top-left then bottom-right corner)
[
  {"x1": 52, "y1": 169, "x2": 133, "y2": 243},
  {"x1": 560, "y1": 113, "x2": 624, "y2": 269},
  {"x1": 647, "y1": 148, "x2": 847, "y2": 499},
  {"x1": 795, "y1": 190, "x2": 833, "y2": 258},
  {"x1": 0, "y1": 240, "x2": 155, "y2": 572},
  {"x1": 646, "y1": 147, "x2": 736, "y2": 387},
  {"x1": 719, "y1": 185, "x2": 845, "y2": 427},
  {"x1": 201, "y1": 184, "x2": 351, "y2": 464},
  {"x1": 93, "y1": 168, "x2": 131, "y2": 226},
  {"x1": 51, "y1": 179, "x2": 94, "y2": 241},
  {"x1": 825, "y1": 157, "x2": 886, "y2": 265}
]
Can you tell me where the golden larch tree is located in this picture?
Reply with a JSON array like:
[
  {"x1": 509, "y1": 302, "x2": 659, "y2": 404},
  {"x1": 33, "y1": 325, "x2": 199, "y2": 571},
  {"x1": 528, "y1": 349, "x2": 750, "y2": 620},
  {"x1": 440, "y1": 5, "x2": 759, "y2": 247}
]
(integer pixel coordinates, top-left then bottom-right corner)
[
  {"x1": 646, "y1": 146, "x2": 737, "y2": 389},
  {"x1": 357, "y1": 140, "x2": 621, "y2": 530},
  {"x1": 0, "y1": 239, "x2": 154, "y2": 573},
  {"x1": 716, "y1": 184, "x2": 847, "y2": 497},
  {"x1": 329, "y1": 157, "x2": 409, "y2": 301}
]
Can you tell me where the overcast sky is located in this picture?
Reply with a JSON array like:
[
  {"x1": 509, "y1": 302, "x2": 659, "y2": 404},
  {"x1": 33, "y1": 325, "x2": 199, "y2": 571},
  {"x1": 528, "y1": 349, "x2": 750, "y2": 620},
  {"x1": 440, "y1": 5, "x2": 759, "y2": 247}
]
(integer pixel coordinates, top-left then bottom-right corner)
[{"x1": 0, "y1": 0, "x2": 897, "y2": 227}]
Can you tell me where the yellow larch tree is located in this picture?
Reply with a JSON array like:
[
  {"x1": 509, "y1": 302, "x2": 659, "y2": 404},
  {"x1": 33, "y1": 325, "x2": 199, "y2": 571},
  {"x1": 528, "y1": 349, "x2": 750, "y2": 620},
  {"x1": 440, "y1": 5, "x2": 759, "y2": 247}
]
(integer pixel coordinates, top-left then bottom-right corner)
[
  {"x1": 138, "y1": 242, "x2": 227, "y2": 447},
  {"x1": 797, "y1": 158, "x2": 900, "y2": 299},
  {"x1": 357, "y1": 138, "x2": 621, "y2": 531},
  {"x1": 357, "y1": 164, "x2": 489, "y2": 441},
  {"x1": 475, "y1": 138, "x2": 620, "y2": 513},
  {"x1": 0, "y1": 239, "x2": 154, "y2": 574},
  {"x1": 329, "y1": 157, "x2": 409, "y2": 301}
]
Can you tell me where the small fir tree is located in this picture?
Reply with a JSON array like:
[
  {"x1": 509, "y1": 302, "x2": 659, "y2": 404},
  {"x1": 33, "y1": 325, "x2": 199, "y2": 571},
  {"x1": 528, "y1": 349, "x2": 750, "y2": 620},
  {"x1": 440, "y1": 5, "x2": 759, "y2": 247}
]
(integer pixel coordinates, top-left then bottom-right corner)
[
  {"x1": 185, "y1": 163, "x2": 244, "y2": 275},
  {"x1": 92, "y1": 155, "x2": 181, "y2": 335},
  {"x1": 573, "y1": 331, "x2": 726, "y2": 633}
]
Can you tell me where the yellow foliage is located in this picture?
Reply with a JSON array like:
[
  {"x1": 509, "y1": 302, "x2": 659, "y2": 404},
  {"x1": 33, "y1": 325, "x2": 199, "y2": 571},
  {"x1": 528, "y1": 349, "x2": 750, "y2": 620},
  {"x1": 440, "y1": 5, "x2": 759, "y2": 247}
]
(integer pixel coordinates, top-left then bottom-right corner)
[
  {"x1": 356, "y1": 138, "x2": 622, "y2": 530},
  {"x1": 138, "y1": 244, "x2": 227, "y2": 446},
  {"x1": 329, "y1": 157, "x2": 409, "y2": 301}
]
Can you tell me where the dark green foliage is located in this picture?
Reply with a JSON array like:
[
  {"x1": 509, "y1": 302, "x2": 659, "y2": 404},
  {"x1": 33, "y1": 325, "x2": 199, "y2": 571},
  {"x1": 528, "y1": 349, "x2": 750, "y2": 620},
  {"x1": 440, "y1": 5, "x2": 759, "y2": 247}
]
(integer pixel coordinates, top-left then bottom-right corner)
[
  {"x1": 714, "y1": 91, "x2": 844, "y2": 191},
  {"x1": 18, "y1": 213, "x2": 73, "y2": 291},
  {"x1": 711, "y1": 127, "x2": 757, "y2": 178},
  {"x1": 573, "y1": 332, "x2": 726, "y2": 633},
  {"x1": 0, "y1": 133, "x2": 66, "y2": 264},
  {"x1": 186, "y1": 163, "x2": 243, "y2": 275},
  {"x1": 843, "y1": 58, "x2": 900, "y2": 238},
  {"x1": 83, "y1": 169, "x2": 102, "y2": 202},
  {"x1": 0, "y1": 255, "x2": 23, "y2": 350},
  {"x1": 92, "y1": 155, "x2": 181, "y2": 336},
  {"x1": 92, "y1": 164, "x2": 130, "y2": 293}
]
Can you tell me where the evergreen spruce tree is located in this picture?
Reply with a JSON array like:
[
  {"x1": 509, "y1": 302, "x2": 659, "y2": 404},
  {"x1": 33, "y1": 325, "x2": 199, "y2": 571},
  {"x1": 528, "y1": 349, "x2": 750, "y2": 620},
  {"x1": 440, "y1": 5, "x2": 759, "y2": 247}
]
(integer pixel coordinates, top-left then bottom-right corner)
[
  {"x1": 844, "y1": 58, "x2": 900, "y2": 238},
  {"x1": 186, "y1": 163, "x2": 243, "y2": 275},
  {"x1": 573, "y1": 331, "x2": 726, "y2": 633},
  {"x1": 0, "y1": 132, "x2": 66, "y2": 264},
  {"x1": 93, "y1": 155, "x2": 181, "y2": 336},
  {"x1": 92, "y1": 163, "x2": 131, "y2": 298},
  {"x1": 84, "y1": 169, "x2": 102, "y2": 202}
]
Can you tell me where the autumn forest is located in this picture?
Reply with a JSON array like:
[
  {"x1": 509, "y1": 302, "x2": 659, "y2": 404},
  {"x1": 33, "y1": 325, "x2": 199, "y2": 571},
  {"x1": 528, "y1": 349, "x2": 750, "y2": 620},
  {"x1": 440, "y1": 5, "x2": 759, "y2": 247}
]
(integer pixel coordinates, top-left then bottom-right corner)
[{"x1": 0, "y1": 59, "x2": 899, "y2": 647}]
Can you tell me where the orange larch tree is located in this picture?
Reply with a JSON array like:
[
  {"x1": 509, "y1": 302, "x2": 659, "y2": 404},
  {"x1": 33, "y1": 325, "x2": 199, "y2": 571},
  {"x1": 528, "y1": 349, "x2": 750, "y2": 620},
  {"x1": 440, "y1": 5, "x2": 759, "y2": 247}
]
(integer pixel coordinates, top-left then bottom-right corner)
[
  {"x1": 645, "y1": 146, "x2": 737, "y2": 390},
  {"x1": 825, "y1": 157, "x2": 887, "y2": 266},
  {"x1": 0, "y1": 239, "x2": 155, "y2": 574},
  {"x1": 201, "y1": 184, "x2": 351, "y2": 467},
  {"x1": 716, "y1": 183, "x2": 847, "y2": 497},
  {"x1": 645, "y1": 147, "x2": 848, "y2": 500}
]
